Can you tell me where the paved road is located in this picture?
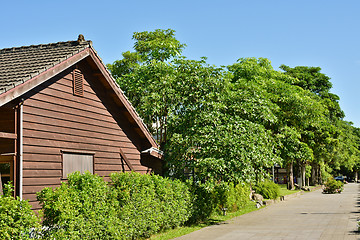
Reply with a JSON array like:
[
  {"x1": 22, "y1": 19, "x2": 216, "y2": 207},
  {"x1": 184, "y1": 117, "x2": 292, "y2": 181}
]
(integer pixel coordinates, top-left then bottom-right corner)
[{"x1": 176, "y1": 183, "x2": 360, "y2": 240}]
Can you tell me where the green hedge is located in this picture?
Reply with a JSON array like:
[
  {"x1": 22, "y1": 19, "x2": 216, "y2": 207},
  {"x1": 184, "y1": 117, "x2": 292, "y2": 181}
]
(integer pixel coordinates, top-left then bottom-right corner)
[
  {"x1": 188, "y1": 181, "x2": 251, "y2": 223},
  {"x1": 0, "y1": 183, "x2": 40, "y2": 240},
  {"x1": 254, "y1": 180, "x2": 280, "y2": 199},
  {"x1": 35, "y1": 172, "x2": 252, "y2": 238},
  {"x1": 221, "y1": 182, "x2": 251, "y2": 212},
  {"x1": 0, "y1": 172, "x2": 260, "y2": 239},
  {"x1": 37, "y1": 172, "x2": 191, "y2": 239},
  {"x1": 110, "y1": 172, "x2": 192, "y2": 239},
  {"x1": 37, "y1": 172, "x2": 122, "y2": 239}
]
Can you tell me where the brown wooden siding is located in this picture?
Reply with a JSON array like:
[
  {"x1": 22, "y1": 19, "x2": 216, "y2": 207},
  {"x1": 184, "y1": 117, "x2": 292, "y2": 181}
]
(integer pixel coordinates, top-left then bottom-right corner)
[
  {"x1": 0, "y1": 107, "x2": 15, "y2": 133},
  {"x1": 22, "y1": 67, "x2": 150, "y2": 208}
]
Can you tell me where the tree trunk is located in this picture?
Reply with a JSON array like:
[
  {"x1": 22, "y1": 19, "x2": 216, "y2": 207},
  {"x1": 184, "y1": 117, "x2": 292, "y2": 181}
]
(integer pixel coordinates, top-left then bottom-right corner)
[
  {"x1": 300, "y1": 164, "x2": 306, "y2": 188},
  {"x1": 307, "y1": 176, "x2": 309, "y2": 186},
  {"x1": 355, "y1": 171, "x2": 358, "y2": 183},
  {"x1": 318, "y1": 165, "x2": 322, "y2": 184},
  {"x1": 287, "y1": 161, "x2": 294, "y2": 190},
  {"x1": 311, "y1": 163, "x2": 316, "y2": 185}
]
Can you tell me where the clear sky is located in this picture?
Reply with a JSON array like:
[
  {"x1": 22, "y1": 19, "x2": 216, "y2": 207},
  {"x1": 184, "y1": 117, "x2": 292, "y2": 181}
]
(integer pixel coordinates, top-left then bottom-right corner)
[{"x1": 1, "y1": 1, "x2": 359, "y2": 126}]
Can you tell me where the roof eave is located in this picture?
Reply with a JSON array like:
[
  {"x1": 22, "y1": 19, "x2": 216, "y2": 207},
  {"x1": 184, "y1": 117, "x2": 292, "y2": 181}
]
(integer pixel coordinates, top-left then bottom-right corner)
[
  {"x1": 87, "y1": 48, "x2": 160, "y2": 150},
  {"x1": 0, "y1": 49, "x2": 90, "y2": 107}
]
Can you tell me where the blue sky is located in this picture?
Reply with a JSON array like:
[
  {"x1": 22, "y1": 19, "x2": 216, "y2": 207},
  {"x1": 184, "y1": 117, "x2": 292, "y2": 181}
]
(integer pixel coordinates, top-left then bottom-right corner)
[{"x1": 1, "y1": 1, "x2": 360, "y2": 126}]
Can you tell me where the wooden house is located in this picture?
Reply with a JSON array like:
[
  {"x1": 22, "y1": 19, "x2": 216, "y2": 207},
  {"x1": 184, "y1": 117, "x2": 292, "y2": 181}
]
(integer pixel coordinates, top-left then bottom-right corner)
[{"x1": 0, "y1": 35, "x2": 163, "y2": 208}]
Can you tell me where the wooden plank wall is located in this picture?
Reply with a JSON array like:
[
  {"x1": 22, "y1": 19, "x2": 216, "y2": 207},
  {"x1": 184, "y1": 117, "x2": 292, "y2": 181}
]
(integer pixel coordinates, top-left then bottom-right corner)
[
  {"x1": 22, "y1": 67, "x2": 149, "y2": 208},
  {"x1": 0, "y1": 107, "x2": 15, "y2": 133}
]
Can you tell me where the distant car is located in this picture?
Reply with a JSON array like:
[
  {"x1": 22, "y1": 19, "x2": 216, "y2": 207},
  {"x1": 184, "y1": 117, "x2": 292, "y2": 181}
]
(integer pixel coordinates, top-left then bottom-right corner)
[{"x1": 334, "y1": 176, "x2": 345, "y2": 182}]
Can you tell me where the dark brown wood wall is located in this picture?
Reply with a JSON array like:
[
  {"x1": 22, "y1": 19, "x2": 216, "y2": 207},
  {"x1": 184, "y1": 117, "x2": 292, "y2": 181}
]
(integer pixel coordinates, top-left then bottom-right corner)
[
  {"x1": 21, "y1": 66, "x2": 150, "y2": 208},
  {"x1": 0, "y1": 107, "x2": 15, "y2": 134}
]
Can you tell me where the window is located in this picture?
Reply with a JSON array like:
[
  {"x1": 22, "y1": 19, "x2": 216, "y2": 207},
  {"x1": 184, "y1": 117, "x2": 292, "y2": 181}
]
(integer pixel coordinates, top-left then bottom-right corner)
[
  {"x1": 62, "y1": 152, "x2": 94, "y2": 179},
  {"x1": 72, "y1": 68, "x2": 84, "y2": 96}
]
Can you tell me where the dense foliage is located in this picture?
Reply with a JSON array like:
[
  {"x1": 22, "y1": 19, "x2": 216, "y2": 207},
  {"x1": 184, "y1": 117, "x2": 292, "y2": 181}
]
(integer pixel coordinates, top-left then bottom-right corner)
[
  {"x1": 37, "y1": 172, "x2": 191, "y2": 239},
  {"x1": 188, "y1": 181, "x2": 251, "y2": 223},
  {"x1": 37, "y1": 172, "x2": 121, "y2": 239},
  {"x1": 35, "y1": 172, "x2": 253, "y2": 238},
  {"x1": 254, "y1": 180, "x2": 281, "y2": 200},
  {"x1": 110, "y1": 172, "x2": 191, "y2": 238},
  {"x1": 0, "y1": 183, "x2": 40, "y2": 240},
  {"x1": 108, "y1": 29, "x2": 360, "y2": 186}
]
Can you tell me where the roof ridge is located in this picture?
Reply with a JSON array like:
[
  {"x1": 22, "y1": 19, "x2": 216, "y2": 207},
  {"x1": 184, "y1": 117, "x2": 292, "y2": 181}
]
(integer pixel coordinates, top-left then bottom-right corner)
[{"x1": 0, "y1": 40, "x2": 91, "y2": 53}]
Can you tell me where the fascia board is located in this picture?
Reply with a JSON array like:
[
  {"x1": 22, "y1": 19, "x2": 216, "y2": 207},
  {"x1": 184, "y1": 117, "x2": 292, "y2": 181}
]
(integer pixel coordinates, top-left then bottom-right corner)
[
  {"x1": 87, "y1": 48, "x2": 161, "y2": 151},
  {"x1": 0, "y1": 49, "x2": 90, "y2": 107}
]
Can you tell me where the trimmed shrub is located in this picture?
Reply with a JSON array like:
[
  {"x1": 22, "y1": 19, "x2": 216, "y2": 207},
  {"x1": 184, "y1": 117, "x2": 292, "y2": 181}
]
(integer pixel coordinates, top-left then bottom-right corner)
[
  {"x1": 152, "y1": 174, "x2": 192, "y2": 229},
  {"x1": 110, "y1": 172, "x2": 191, "y2": 239},
  {"x1": 37, "y1": 171, "x2": 191, "y2": 239},
  {"x1": 223, "y1": 182, "x2": 251, "y2": 212},
  {"x1": 37, "y1": 171, "x2": 251, "y2": 238},
  {"x1": 323, "y1": 177, "x2": 344, "y2": 194},
  {"x1": 0, "y1": 183, "x2": 40, "y2": 240},
  {"x1": 187, "y1": 181, "x2": 218, "y2": 223},
  {"x1": 254, "y1": 180, "x2": 280, "y2": 199},
  {"x1": 37, "y1": 171, "x2": 122, "y2": 239},
  {"x1": 187, "y1": 181, "x2": 251, "y2": 223}
]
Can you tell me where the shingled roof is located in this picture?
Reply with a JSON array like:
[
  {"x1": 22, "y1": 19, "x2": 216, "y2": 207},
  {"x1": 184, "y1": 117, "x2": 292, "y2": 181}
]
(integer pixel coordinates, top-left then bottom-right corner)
[
  {"x1": 0, "y1": 35, "x2": 161, "y2": 152},
  {"x1": 0, "y1": 39, "x2": 91, "y2": 95}
]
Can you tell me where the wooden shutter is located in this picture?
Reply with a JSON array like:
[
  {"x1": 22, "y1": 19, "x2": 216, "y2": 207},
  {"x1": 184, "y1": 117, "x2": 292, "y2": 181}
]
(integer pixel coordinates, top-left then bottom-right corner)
[{"x1": 73, "y1": 69, "x2": 84, "y2": 96}]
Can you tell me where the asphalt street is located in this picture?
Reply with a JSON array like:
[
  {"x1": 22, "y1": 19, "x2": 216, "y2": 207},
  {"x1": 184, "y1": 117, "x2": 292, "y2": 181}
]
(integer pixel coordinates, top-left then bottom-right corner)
[{"x1": 175, "y1": 183, "x2": 360, "y2": 240}]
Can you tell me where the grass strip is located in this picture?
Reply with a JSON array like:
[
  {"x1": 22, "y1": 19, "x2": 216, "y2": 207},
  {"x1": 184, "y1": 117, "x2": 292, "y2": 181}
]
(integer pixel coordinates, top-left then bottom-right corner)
[
  {"x1": 148, "y1": 201, "x2": 259, "y2": 240},
  {"x1": 278, "y1": 184, "x2": 301, "y2": 196}
]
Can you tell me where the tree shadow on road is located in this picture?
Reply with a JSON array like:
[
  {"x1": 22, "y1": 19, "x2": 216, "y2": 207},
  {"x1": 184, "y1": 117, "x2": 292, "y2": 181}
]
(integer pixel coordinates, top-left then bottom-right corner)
[
  {"x1": 348, "y1": 231, "x2": 360, "y2": 236},
  {"x1": 205, "y1": 219, "x2": 230, "y2": 225}
]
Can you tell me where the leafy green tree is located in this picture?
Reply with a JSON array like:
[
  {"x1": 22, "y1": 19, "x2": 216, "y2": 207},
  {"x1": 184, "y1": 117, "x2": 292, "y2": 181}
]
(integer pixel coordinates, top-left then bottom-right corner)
[
  {"x1": 330, "y1": 121, "x2": 360, "y2": 175},
  {"x1": 167, "y1": 101, "x2": 279, "y2": 183},
  {"x1": 280, "y1": 65, "x2": 344, "y2": 121},
  {"x1": 107, "y1": 51, "x2": 143, "y2": 78},
  {"x1": 108, "y1": 29, "x2": 359, "y2": 187},
  {"x1": 107, "y1": 29, "x2": 186, "y2": 147},
  {"x1": 351, "y1": 127, "x2": 360, "y2": 180},
  {"x1": 132, "y1": 29, "x2": 186, "y2": 62},
  {"x1": 166, "y1": 58, "x2": 283, "y2": 183},
  {"x1": 280, "y1": 65, "x2": 349, "y2": 184},
  {"x1": 279, "y1": 65, "x2": 332, "y2": 95},
  {"x1": 108, "y1": 31, "x2": 279, "y2": 183},
  {"x1": 228, "y1": 58, "x2": 327, "y2": 188}
]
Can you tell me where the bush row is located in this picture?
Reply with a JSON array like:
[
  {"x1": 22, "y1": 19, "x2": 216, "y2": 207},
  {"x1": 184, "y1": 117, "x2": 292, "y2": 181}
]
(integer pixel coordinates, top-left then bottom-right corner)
[
  {"x1": 37, "y1": 172, "x2": 192, "y2": 239},
  {"x1": 1, "y1": 172, "x2": 253, "y2": 239}
]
